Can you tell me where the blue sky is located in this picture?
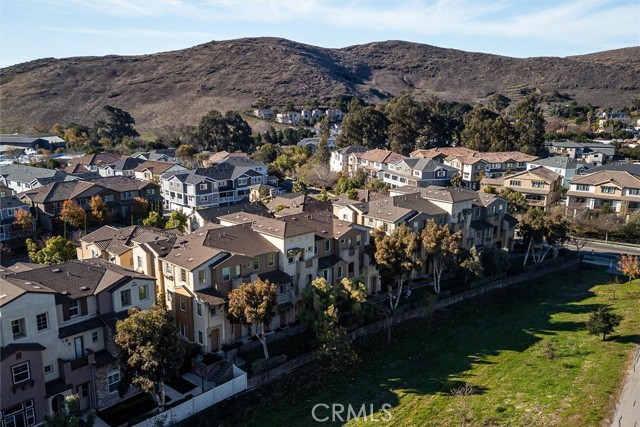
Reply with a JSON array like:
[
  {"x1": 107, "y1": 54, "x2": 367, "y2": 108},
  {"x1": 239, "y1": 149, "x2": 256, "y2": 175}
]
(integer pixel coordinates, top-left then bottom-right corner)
[{"x1": 1, "y1": 0, "x2": 638, "y2": 68}]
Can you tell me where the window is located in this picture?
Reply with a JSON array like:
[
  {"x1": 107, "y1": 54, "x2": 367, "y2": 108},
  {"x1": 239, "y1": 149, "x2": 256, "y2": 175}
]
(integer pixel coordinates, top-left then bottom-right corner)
[
  {"x1": 253, "y1": 256, "x2": 260, "y2": 270},
  {"x1": 120, "y1": 289, "x2": 131, "y2": 307},
  {"x1": 436, "y1": 169, "x2": 446, "y2": 178},
  {"x1": 92, "y1": 331, "x2": 100, "y2": 343},
  {"x1": 222, "y1": 267, "x2": 231, "y2": 281},
  {"x1": 210, "y1": 306, "x2": 217, "y2": 316},
  {"x1": 198, "y1": 270, "x2": 206, "y2": 284},
  {"x1": 136, "y1": 255, "x2": 143, "y2": 269},
  {"x1": 325, "y1": 241, "x2": 331, "y2": 252},
  {"x1": 355, "y1": 235, "x2": 362, "y2": 246},
  {"x1": 179, "y1": 323, "x2": 187, "y2": 336},
  {"x1": 238, "y1": 178, "x2": 248, "y2": 186},
  {"x1": 601, "y1": 186, "x2": 616, "y2": 194},
  {"x1": 11, "y1": 318, "x2": 25, "y2": 339},
  {"x1": 245, "y1": 260, "x2": 252, "y2": 268},
  {"x1": 576, "y1": 184, "x2": 590, "y2": 191},
  {"x1": 138, "y1": 284, "x2": 148, "y2": 301},
  {"x1": 532, "y1": 181, "x2": 545, "y2": 189},
  {"x1": 107, "y1": 368, "x2": 120, "y2": 394},
  {"x1": 268, "y1": 253, "x2": 275, "y2": 266},
  {"x1": 12, "y1": 362, "x2": 30, "y2": 384},
  {"x1": 628, "y1": 188, "x2": 640, "y2": 195},
  {"x1": 201, "y1": 195, "x2": 209, "y2": 203},
  {"x1": 314, "y1": 243, "x2": 318, "y2": 254},
  {"x1": 180, "y1": 268, "x2": 187, "y2": 282},
  {"x1": 68, "y1": 301, "x2": 79, "y2": 317},
  {"x1": 179, "y1": 297, "x2": 186, "y2": 312},
  {"x1": 165, "y1": 263, "x2": 173, "y2": 275},
  {"x1": 197, "y1": 303, "x2": 202, "y2": 317},
  {"x1": 91, "y1": 249, "x2": 98, "y2": 258},
  {"x1": 509, "y1": 180, "x2": 521, "y2": 187},
  {"x1": 2, "y1": 399, "x2": 35, "y2": 427},
  {"x1": 198, "y1": 330, "x2": 203, "y2": 345},
  {"x1": 36, "y1": 313, "x2": 48, "y2": 331},
  {"x1": 167, "y1": 292, "x2": 173, "y2": 303},
  {"x1": 200, "y1": 183, "x2": 208, "y2": 190},
  {"x1": 234, "y1": 265, "x2": 241, "y2": 278},
  {"x1": 337, "y1": 266, "x2": 343, "y2": 278},
  {"x1": 44, "y1": 364, "x2": 53, "y2": 374}
]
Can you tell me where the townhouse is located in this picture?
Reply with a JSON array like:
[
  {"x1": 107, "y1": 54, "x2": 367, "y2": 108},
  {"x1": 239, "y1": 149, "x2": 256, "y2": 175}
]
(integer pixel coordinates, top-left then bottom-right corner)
[
  {"x1": 97, "y1": 157, "x2": 145, "y2": 177},
  {"x1": 253, "y1": 108, "x2": 273, "y2": 120},
  {"x1": 132, "y1": 161, "x2": 188, "y2": 182},
  {"x1": 480, "y1": 166, "x2": 563, "y2": 211},
  {"x1": 329, "y1": 145, "x2": 368, "y2": 175},
  {"x1": 19, "y1": 177, "x2": 161, "y2": 231},
  {"x1": 218, "y1": 211, "x2": 375, "y2": 295},
  {"x1": 526, "y1": 156, "x2": 593, "y2": 187},
  {"x1": 296, "y1": 137, "x2": 336, "y2": 154},
  {"x1": 64, "y1": 153, "x2": 127, "y2": 174},
  {"x1": 0, "y1": 260, "x2": 155, "y2": 424},
  {"x1": 347, "y1": 149, "x2": 408, "y2": 179},
  {"x1": 0, "y1": 194, "x2": 33, "y2": 241},
  {"x1": 160, "y1": 159, "x2": 269, "y2": 214},
  {"x1": 0, "y1": 164, "x2": 72, "y2": 194},
  {"x1": 275, "y1": 111, "x2": 301, "y2": 125},
  {"x1": 412, "y1": 148, "x2": 537, "y2": 189},
  {"x1": 548, "y1": 141, "x2": 615, "y2": 165},
  {"x1": 566, "y1": 170, "x2": 640, "y2": 215},
  {"x1": 131, "y1": 149, "x2": 179, "y2": 164},
  {"x1": 381, "y1": 158, "x2": 457, "y2": 188}
]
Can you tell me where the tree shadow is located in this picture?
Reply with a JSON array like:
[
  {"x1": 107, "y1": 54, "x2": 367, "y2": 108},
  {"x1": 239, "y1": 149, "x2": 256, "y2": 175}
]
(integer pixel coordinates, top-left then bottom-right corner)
[{"x1": 608, "y1": 334, "x2": 640, "y2": 345}]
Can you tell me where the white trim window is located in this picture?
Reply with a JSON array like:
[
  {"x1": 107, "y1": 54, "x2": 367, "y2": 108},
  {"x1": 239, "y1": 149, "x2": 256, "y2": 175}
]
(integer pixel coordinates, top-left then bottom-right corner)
[
  {"x1": 12, "y1": 362, "x2": 31, "y2": 384},
  {"x1": 36, "y1": 313, "x2": 48, "y2": 331},
  {"x1": 107, "y1": 368, "x2": 120, "y2": 394}
]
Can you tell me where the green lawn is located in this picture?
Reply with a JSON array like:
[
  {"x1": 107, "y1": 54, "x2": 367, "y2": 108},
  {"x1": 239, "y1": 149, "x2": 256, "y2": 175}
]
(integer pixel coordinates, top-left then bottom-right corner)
[{"x1": 186, "y1": 266, "x2": 640, "y2": 427}]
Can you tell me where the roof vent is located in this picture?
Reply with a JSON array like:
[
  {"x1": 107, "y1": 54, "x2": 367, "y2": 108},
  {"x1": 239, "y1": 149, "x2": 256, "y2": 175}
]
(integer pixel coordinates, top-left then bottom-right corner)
[
  {"x1": 80, "y1": 286, "x2": 89, "y2": 291},
  {"x1": 33, "y1": 285, "x2": 41, "y2": 289},
  {"x1": 52, "y1": 268, "x2": 62, "y2": 273},
  {"x1": 188, "y1": 258, "x2": 194, "y2": 262},
  {"x1": 62, "y1": 291, "x2": 69, "y2": 295},
  {"x1": 25, "y1": 282, "x2": 32, "y2": 285}
]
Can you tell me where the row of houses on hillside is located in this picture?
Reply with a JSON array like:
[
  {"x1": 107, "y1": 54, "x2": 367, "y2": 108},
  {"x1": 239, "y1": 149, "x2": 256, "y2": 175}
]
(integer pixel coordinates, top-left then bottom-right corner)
[
  {"x1": 1, "y1": 260, "x2": 156, "y2": 425},
  {"x1": 254, "y1": 108, "x2": 343, "y2": 124}
]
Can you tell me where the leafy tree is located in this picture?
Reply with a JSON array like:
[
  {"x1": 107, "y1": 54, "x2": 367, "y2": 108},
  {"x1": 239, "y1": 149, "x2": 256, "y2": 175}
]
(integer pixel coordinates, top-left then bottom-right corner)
[
  {"x1": 371, "y1": 224, "x2": 420, "y2": 312},
  {"x1": 44, "y1": 394, "x2": 94, "y2": 427},
  {"x1": 89, "y1": 195, "x2": 109, "y2": 224},
  {"x1": 499, "y1": 188, "x2": 528, "y2": 215},
  {"x1": 459, "y1": 246, "x2": 483, "y2": 283},
  {"x1": 196, "y1": 110, "x2": 252, "y2": 153},
  {"x1": 618, "y1": 254, "x2": 640, "y2": 283},
  {"x1": 421, "y1": 220, "x2": 462, "y2": 293},
  {"x1": 130, "y1": 197, "x2": 150, "y2": 224},
  {"x1": 480, "y1": 245, "x2": 511, "y2": 276},
  {"x1": 165, "y1": 210, "x2": 188, "y2": 233},
  {"x1": 228, "y1": 279, "x2": 277, "y2": 360},
  {"x1": 176, "y1": 144, "x2": 198, "y2": 164},
  {"x1": 510, "y1": 94, "x2": 546, "y2": 156},
  {"x1": 115, "y1": 301, "x2": 185, "y2": 412},
  {"x1": 13, "y1": 209, "x2": 34, "y2": 230},
  {"x1": 487, "y1": 93, "x2": 511, "y2": 112},
  {"x1": 143, "y1": 211, "x2": 166, "y2": 228},
  {"x1": 292, "y1": 180, "x2": 309, "y2": 195},
  {"x1": 312, "y1": 140, "x2": 331, "y2": 166},
  {"x1": 461, "y1": 106, "x2": 515, "y2": 152},
  {"x1": 586, "y1": 307, "x2": 622, "y2": 341},
  {"x1": 336, "y1": 106, "x2": 388, "y2": 149},
  {"x1": 301, "y1": 277, "x2": 366, "y2": 331},
  {"x1": 519, "y1": 208, "x2": 568, "y2": 265},
  {"x1": 621, "y1": 213, "x2": 640, "y2": 240},
  {"x1": 316, "y1": 304, "x2": 359, "y2": 374},
  {"x1": 252, "y1": 143, "x2": 279, "y2": 164},
  {"x1": 27, "y1": 236, "x2": 76, "y2": 264},
  {"x1": 385, "y1": 93, "x2": 425, "y2": 156},
  {"x1": 60, "y1": 199, "x2": 86, "y2": 229},
  {"x1": 418, "y1": 96, "x2": 468, "y2": 148},
  {"x1": 95, "y1": 105, "x2": 139, "y2": 144}
]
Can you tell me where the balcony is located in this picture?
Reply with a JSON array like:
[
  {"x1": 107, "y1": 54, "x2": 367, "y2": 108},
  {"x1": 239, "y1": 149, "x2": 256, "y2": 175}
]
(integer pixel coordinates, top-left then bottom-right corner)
[{"x1": 70, "y1": 356, "x2": 88, "y2": 370}]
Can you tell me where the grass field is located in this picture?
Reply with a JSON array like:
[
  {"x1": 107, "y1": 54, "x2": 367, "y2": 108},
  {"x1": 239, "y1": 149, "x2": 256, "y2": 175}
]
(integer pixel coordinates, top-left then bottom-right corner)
[{"x1": 187, "y1": 266, "x2": 640, "y2": 427}]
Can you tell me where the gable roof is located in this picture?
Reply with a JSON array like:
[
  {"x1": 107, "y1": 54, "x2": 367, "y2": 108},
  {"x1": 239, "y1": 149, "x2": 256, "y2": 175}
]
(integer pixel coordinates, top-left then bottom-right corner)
[
  {"x1": 81, "y1": 225, "x2": 179, "y2": 256},
  {"x1": 20, "y1": 180, "x2": 103, "y2": 204},
  {"x1": 85, "y1": 176, "x2": 156, "y2": 192},
  {"x1": 133, "y1": 160, "x2": 181, "y2": 175},
  {"x1": 67, "y1": 153, "x2": 126, "y2": 166},
  {"x1": 570, "y1": 170, "x2": 640, "y2": 188},
  {"x1": 359, "y1": 149, "x2": 407, "y2": 164},
  {"x1": 0, "y1": 164, "x2": 67, "y2": 184},
  {"x1": 528, "y1": 156, "x2": 591, "y2": 170},
  {"x1": 419, "y1": 185, "x2": 480, "y2": 203},
  {"x1": 267, "y1": 193, "x2": 332, "y2": 217},
  {"x1": 411, "y1": 147, "x2": 476, "y2": 159},
  {"x1": 195, "y1": 200, "x2": 271, "y2": 224},
  {"x1": 507, "y1": 166, "x2": 562, "y2": 183},
  {"x1": 586, "y1": 163, "x2": 640, "y2": 177}
]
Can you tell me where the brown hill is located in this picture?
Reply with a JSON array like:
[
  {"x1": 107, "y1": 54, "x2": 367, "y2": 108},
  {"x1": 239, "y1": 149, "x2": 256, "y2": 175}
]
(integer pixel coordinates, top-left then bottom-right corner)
[{"x1": 1, "y1": 37, "x2": 638, "y2": 135}]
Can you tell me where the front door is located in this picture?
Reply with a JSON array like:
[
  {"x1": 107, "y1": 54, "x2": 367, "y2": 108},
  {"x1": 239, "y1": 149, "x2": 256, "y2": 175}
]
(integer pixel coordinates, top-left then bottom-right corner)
[
  {"x1": 210, "y1": 329, "x2": 220, "y2": 352},
  {"x1": 279, "y1": 310, "x2": 286, "y2": 327},
  {"x1": 77, "y1": 383, "x2": 90, "y2": 410},
  {"x1": 74, "y1": 336, "x2": 84, "y2": 359}
]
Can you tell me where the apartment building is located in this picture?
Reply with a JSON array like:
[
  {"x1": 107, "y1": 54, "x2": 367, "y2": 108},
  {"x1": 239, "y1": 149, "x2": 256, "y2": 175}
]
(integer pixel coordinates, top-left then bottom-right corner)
[
  {"x1": 566, "y1": 170, "x2": 640, "y2": 215},
  {"x1": 526, "y1": 156, "x2": 593, "y2": 187},
  {"x1": 347, "y1": 149, "x2": 408, "y2": 179},
  {"x1": 0, "y1": 260, "x2": 155, "y2": 424},
  {"x1": 131, "y1": 149, "x2": 179, "y2": 164},
  {"x1": 160, "y1": 159, "x2": 268, "y2": 214},
  {"x1": 381, "y1": 158, "x2": 457, "y2": 188},
  {"x1": 132, "y1": 161, "x2": 187, "y2": 182},
  {"x1": 548, "y1": 141, "x2": 615, "y2": 165},
  {"x1": 480, "y1": 166, "x2": 563, "y2": 211}
]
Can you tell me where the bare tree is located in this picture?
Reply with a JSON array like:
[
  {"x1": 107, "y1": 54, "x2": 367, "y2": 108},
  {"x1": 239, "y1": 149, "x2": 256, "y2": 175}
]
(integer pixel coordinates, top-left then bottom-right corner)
[{"x1": 450, "y1": 383, "x2": 477, "y2": 427}]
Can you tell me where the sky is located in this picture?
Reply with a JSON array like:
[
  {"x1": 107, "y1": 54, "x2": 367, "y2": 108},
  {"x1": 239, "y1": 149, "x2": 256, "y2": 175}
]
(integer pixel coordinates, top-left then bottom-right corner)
[{"x1": 1, "y1": 0, "x2": 638, "y2": 68}]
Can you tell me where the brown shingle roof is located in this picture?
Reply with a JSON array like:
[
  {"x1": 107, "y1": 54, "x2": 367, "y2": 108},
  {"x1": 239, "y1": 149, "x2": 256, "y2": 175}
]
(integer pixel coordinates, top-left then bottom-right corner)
[
  {"x1": 133, "y1": 160, "x2": 177, "y2": 174},
  {"x1": 570, "y1": 170, "x2": 640, "y2": 188}
]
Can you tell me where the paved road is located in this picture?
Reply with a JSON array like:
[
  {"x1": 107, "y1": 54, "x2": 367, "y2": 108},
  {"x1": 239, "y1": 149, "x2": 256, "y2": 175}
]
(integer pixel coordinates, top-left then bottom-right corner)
[
  {"x1": 611, "y1": 347, "x2": 640, "y2": 427},
  {"x1": 581, "y1": 240, "x2": 640, "y2": 256}
]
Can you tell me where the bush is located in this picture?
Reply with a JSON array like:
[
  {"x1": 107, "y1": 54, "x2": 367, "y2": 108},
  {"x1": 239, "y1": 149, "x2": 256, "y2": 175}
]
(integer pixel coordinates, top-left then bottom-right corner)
[
  {"x1": 221, "y1": 341, "x2": 242, "y2": 352},
  {"x1": 251, "y1": 354, "x2": 287, "y2": 375},
  {"x1": 181, "y1": 342, "x2": 201, "y2": 374}
]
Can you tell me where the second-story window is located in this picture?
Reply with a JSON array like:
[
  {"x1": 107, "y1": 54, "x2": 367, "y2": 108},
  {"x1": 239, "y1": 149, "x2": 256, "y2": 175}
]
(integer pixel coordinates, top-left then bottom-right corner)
[
  {"x1": 179, "y1": 297, "x2": 186, "y2": 311},
  {"x1": 268, "y1": 253, "x2": 275, "y2": 267},
  {"x1": 36, "y1": 313, "x2": 48, "y2": 331},
  {"x1": 601, "y1": 186, "x2": 616, "y2": 194},
  {"x1": 121, "y1": 289, "x2": 131, "y2": 307},
  {"x1": 11, "y1": 318, "x2": 26, "y2": 339},
  {"x1": 532, "y1": 181, "x2": 545, "y2": 189},
  {"x1": 509, "y1": 180, "x2": 521, "y2": 187},
  {"x1": 180, "y1": 268, "x2": 187, "y2": 282},
  {"x1": 253, "y1": 256, "x2": 260, "y2": 270},
  {"x1": 138, "y1": 284, "x2": 148, "y2": 301},
  {"x1": 222, "y1": 267, "x2": 231, "y2": 281},
  {"x1": 325, "y1": 241, "x2": 331, "y2": 252},
  {"x1": 200, "y1": 183, "x2": 207, "y2": 190},
  {"x1": 197, "y1": 303, "x2": 202, "y2": 317},
  {"x1": 198, "y1": 270, "x2": 206, "y2": 284},
  {"x1": 68, "y1": 301, "x2": 79, "y2": 317},
  {"x1": 12, "y1": 362, "x2": 30, "y2": 384},
  {"x1": 355, "y1": 235, "x2": 362, "y2": 247}
]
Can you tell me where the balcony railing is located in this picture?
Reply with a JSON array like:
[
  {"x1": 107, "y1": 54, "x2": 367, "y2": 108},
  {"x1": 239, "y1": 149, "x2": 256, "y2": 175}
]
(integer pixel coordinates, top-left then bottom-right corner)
[{"x1": 70, "y1": 356, "x2": 89, "y2": 370}]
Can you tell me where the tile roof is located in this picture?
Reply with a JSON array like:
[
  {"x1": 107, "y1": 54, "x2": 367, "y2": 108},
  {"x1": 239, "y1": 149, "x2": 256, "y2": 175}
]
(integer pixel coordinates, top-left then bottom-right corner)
[
  {"x1": 528, "y1": 156, "x2": 588, "y2": 170},
  {"x1": 335, "y1": 145, "x2": 368, "y2": 155},
  {"x1": 259, "y1": 269, "x2": 293, "y2": 285},
  {"x1": 411, "y1": 147, "x2": 477, "y2": 159},
  {"x1": 202, "y1": 224, "x2": 279, "y2": 257}
]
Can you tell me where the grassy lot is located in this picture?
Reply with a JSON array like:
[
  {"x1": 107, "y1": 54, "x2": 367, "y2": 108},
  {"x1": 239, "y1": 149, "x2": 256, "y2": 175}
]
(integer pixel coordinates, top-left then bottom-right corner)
[{"x1": 185, "y1": 266, "x2": 640, "y2": 427}]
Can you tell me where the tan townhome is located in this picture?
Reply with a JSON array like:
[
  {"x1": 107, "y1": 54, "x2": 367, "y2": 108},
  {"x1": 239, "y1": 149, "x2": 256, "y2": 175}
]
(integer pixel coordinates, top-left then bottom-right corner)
[
  {"x1": 481, "y1": 166, "x2": 562, "y2": 211},
  {"x1": 566, "y1": 170, "x2": 640, "y2": 215}
]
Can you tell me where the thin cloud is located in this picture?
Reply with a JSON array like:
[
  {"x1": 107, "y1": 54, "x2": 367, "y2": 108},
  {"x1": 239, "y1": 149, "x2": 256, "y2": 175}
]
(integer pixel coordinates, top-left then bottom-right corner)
[{"x1": 46, "y1": 27, "x2": 215, "y2": 40}]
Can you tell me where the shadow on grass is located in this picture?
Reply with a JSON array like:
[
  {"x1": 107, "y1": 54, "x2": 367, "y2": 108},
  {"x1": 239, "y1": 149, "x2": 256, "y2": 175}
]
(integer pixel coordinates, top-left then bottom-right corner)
[
  {"x1": 608, "y1": 334, "x2": 640, "y2": 345},
  {"x1": 180, "y1": 266, "x2": 611, "y2": 427}
]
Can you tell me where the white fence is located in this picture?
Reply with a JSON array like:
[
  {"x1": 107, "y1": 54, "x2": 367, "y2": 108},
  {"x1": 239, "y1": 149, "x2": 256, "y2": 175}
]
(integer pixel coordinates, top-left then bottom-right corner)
[{"x1": 132, "y1": 366, "x2": 247, "y2": 427}]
